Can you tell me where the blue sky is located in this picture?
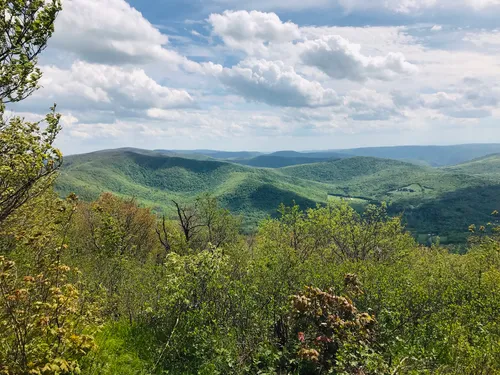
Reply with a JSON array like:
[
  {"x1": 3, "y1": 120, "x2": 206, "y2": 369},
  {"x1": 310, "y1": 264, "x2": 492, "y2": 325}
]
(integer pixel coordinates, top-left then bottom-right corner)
[{"x1": 8, "y1": 0, "x2": 500, "y2": 154}]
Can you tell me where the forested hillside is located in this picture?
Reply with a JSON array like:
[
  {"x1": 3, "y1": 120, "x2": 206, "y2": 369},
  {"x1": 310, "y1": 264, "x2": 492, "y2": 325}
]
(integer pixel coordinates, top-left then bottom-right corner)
[
  {"x1": 445, "y1": 153, "x2": 500, "y2": 177},
  {"x1": 57, "y1": 149, "x2": 333, "y2": 229},
  {"x1": 57, "y1": 148, "x2": 500, "y2": 244}
]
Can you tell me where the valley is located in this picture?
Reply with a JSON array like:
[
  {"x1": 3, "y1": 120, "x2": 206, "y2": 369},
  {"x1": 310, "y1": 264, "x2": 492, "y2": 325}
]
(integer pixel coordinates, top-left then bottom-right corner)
[{"x1": 57, "y1": 145, "x2": 500, "y2": 244}]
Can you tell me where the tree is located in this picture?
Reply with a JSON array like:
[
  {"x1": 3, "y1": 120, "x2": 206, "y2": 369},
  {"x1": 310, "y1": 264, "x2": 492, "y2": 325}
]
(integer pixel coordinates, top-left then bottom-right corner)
[
  {"x1": 172, "y1": 199, "x2": 204, "y2": 246},
  {"x1": 196, "y1": 194, "x2": 241, "y2": 249},
  {"x1": 0, "y1": 107, "x2": 61, "y2": 224},
  {"x1": 171, "y1": 195, "x2": 242, "y2": 252},
  {"x1": 0, "y1": 0, "x2": 63, "y2": 225},
  {"x1": 0, "y1": 2, "x2": 100, "y2": 372},
  {"x1": 0, "y1": 0, "x2": 62, "y2": 104},
  {"x1": 68, "y1": 193, "x2": 160, "y2": 319}
]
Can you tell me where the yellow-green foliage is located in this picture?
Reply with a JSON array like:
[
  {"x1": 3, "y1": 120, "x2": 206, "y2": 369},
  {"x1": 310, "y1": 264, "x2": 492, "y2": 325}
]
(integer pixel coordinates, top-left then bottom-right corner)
[
  {"x1": 2, "y1": 186, "x2": 500, "y2": 374},
  {"x1": 0, "y1": 259, "x2": 97, "y2": 375}
]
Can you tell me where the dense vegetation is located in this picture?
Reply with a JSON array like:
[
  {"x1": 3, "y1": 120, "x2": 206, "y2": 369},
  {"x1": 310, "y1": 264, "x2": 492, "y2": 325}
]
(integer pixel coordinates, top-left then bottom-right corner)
[
  {"x1": 2, "y1": 4, "x2": 500, "y2": 375},
  {"x1": 444, "y1": 153, "x2": 500, "y2": 178},
  {"x1": 57, "y1": 149, "x2": 500, "y2": 244}
]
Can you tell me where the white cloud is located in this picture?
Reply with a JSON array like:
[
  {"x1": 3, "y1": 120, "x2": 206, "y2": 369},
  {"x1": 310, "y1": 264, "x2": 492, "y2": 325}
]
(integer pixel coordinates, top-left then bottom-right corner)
[
  {"x1": 218, "y1": 59, "x2": 340, "y2": 107},
  {"x1": 206, "y1": 11, "x2": 417, "y2": 82},
  {"x1": 463, "y1": 30, "x2": 500, "y2": 50},
  {"x1": 38, "y1": 61, "x2": 195, "y2": 111},
  {"x1": 68, "y1": 122, "x2": 128, "y2": 139},
  {"x1": 421, "y1": 92, "x2": 460, "y2": 109},
  {"x1": 344, "y1": 88, "x2": 401, "y2": 121},
  {"x1": 17, "y1": 1, "x2": 500, "y2": 152},
  {"x1": 300, "y1": 35, "x2": 418, "y2": 81},
  {"x1": 209, "y1": 0, "x2": 500, "y2": 14},
  {"x1": 52, "y1": 0, "x2": 190, "y2": 67},
  {"x1": 340, "y1": 0, "x2": 500, "y2": 13},
  {"x1": 409, "y1": 78, "x2": 500, "y2": 119},
  {"x1": 208, "y1": 10, "x2": 300, "y2": 54}
]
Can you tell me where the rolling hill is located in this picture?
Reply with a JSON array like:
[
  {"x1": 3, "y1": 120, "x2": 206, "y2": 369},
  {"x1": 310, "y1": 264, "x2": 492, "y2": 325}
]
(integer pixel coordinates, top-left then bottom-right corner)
[
  {"x1": 281, "y1": 157, "x2": 483, "y2": 199},
  {"x1": 444, "y1": 153, "x2": 500, "y2": 178},
  {"x1": 157, "y1": 144, "x2": 500, "y2": 168},
  {"x1": 236, "y1": 155, "x2": 332, "y2": 168},
  {"x1": 57, "y1": 148, "x2": 500, "y2": 243},
  {"x1": 57, "y1": 149, "x2": 333, "y2": 229},
  {"x1": 157, "y1": 149, "x2": 263, "y2": 160},
  {"x1": 333, "y1": 144, "x2": 500, "y2": 166}
]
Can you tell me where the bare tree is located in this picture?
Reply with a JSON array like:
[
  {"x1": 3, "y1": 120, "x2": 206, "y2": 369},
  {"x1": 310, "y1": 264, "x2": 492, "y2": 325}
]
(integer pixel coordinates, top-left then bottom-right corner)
[{"x1": 172, "y1": 200, "x2": 204, "y2": 245}]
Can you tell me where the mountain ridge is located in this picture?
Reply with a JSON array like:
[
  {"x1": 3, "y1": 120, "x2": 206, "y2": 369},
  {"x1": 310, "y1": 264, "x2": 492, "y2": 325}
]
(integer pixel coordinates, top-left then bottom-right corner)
[{"x1": 57, "y1": 147, "x2": 500, "y2": 243}]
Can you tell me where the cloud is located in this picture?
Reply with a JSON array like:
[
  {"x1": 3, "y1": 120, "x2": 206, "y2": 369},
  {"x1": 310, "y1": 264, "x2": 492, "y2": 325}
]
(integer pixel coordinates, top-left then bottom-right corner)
[
  {"x1": 408, "y1": 78, "x2": 500, "y2": 119},
  {"x1": 207, "y1": 0, "x2": 500, "y2": 25},
  {"x1": 36, "y1": 61, "x2": 195, "y2": 112},
  {"x1": 300, "y1": 35, "x2": 417, "y2": 81},
  {"x1": 52, "y1": 0, "x2": 190, "y2": 66},
  {"x1": 68, "y1": 121, "x2": 128, "y2": 139},
  {"x1": 218, "y1": 59, "x2": 340, "y2": 107},
  {"x1": 337, "y1": 0, "x2": 500, "y2": 14},
  {"x1": 206, "y1": 11, "x2": 417, "y2": 82},
  {"x1": 208, "y1": 10, "x2": 300, "y2": 55},
  {"x1": 344, "y1": 89, "x2": 401, "y2": 121},
  {"x1": 19, "y1": 0, "x2": 500, "y2": 153},
  {"x1": 463, "y1": 30, "x2": 500, "y2": 51},
  {"x1": 420, "y1": 92, "x2": 460, "y2": 109}
]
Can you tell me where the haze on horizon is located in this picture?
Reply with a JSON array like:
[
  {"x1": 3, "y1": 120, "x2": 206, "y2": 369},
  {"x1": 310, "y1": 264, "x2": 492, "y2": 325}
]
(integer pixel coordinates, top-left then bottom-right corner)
[{"x1": 6, "y1": 0, "x2": 500, "y2": 155}]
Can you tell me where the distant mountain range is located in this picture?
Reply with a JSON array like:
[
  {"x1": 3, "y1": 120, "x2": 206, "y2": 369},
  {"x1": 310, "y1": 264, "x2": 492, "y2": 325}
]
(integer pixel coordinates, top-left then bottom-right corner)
[
  {"x1": 57, "y1": 144, "x2": 500, "y2": 244},
  {"x1": 156, "y1": 143, "x2": 500, "y2": 168}
]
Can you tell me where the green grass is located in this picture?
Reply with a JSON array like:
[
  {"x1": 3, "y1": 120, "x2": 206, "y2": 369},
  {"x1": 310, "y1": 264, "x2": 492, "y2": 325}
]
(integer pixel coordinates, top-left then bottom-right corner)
[
  {"x1": 56, "y1": 149, "x2": 500, "y2": 244},
  {"x1": 81, "y1": 322, "x2": 152, "y2": 375}
]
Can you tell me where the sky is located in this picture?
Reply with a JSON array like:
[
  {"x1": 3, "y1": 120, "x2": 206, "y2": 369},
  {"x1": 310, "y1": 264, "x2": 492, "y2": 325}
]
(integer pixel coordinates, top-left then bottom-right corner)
[{"x1": 7, "y1": 0, "x2": 500, "y2": 154}]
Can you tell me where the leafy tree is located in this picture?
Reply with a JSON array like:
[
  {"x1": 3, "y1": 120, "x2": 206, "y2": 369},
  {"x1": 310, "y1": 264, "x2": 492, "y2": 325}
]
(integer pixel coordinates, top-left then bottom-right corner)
[
  {"x1": 0, "y1": 0, "x2": 62, "y2": 104},
  {"x1": 0, "y1": 3, "x2": 102, "y2": 372},
  {"x1": 0, "y1": 107, "x2": 61, "y2": 224},
  {"x1": 0, "y1": 0, "x2": 63, "y2": 225},
  {"x1": 67, "y1": 193, "x2": 161, "y2": 320},
  {"x1": 0, "y1": 191, "x2": 101, "y2": 374}
]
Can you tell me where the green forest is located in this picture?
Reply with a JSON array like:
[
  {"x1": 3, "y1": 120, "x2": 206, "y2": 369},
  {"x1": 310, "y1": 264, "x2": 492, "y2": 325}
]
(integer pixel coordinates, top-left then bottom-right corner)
[
  {"x1": 2, "y1": 2, "x2": 500, "y2": 375},
  {"x1": 57, "y1": 148, "x2": 500, "y2": 245}
]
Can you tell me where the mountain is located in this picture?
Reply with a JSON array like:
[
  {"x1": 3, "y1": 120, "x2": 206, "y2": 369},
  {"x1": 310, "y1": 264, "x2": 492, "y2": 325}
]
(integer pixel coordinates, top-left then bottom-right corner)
[
  {"x1": 233, "y1": 151, "x2": 348, "y2": 168},
  {"x1": 268, "y1": 151, "x2": 347, "y2": 159},
  {"x1": 334, "y1": 144, "x2": 500, "y2": 167},
  {"x1": 444, "y1": 153, "x2": 500, "y2": 178},
  {"x1": 157, "y1": 149, "x2": 263, "y2": 160},
  {"x1": 57, "y1": 148, "x2": 500, "y2": 243},
  {"x1": 281, "y1": 157, "x2": 481, "y2": 199},
  {"x1": 57, "y1": 149, "x2": 332, "y2": 230},
  {"x1": 152, "y1": 144, "x2": 500, "y2": 168},
  {"x1": 236, "y1": 155, "x2": 332, "y2": 168}
]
